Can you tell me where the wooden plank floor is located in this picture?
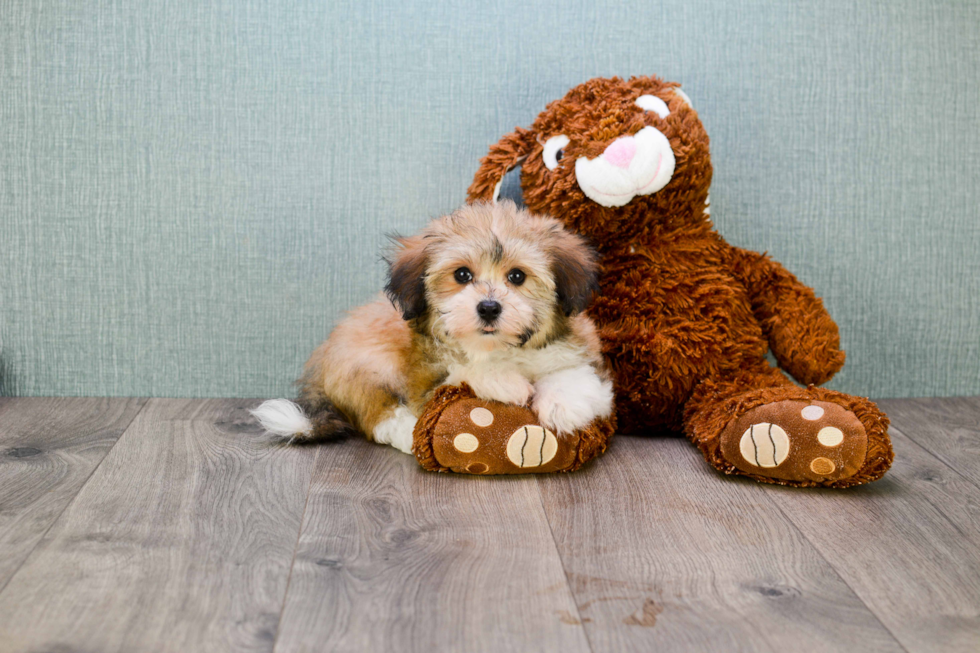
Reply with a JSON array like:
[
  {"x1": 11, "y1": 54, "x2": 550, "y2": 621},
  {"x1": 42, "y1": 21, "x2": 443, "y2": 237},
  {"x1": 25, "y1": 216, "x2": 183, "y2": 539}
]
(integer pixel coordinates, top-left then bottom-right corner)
[{"x1": 0, "y1": 396, "x2": 978, "y2": 652}]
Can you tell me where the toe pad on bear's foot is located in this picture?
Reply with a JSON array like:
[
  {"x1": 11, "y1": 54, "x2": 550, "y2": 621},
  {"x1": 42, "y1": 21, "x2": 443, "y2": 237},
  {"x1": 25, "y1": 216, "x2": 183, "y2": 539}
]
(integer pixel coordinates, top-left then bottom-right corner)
[{"x1": 720, "y1": 400, "x2": 868, "y2": 484}]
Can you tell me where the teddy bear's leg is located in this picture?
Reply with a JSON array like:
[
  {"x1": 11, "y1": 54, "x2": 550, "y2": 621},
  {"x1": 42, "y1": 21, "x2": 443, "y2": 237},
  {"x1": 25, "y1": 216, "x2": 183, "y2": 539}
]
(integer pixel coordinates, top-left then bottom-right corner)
[
  {"x1": 412, "y1": 384, "x2": 616, "y2": 474},
  {"x1": 683, "y1": 363, "x2": 893, "y2": 488}
]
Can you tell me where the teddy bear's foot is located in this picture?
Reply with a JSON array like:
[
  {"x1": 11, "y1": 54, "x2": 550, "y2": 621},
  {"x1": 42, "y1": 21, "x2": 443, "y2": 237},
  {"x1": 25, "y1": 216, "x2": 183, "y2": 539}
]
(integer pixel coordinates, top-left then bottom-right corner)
[
  {"x1": 428, "y1": 398, "x2": 578, "y2": 474},
  {"x1": 719, "y1": 400, "x2": 870, "y2": 484},
  {"x1": 413, "y1": 384, "x2": 613, "y2": 474}
]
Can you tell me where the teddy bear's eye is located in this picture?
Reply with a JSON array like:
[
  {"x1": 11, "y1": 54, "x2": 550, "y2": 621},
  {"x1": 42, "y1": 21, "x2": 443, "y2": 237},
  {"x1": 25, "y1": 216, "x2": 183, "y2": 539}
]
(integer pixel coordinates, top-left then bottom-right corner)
[
  {"x1": 542, "y1": 135, "x2": 570, "y2": 171},
  {"x1": 672, "y1": 87, "x2": 693, "y2": 108},
  {"x1": 674, "y1": 86, "x2": 694, "y2": 109},
  {"x1": 635, "y1": 94, "x2": 670, "y2": 119}
]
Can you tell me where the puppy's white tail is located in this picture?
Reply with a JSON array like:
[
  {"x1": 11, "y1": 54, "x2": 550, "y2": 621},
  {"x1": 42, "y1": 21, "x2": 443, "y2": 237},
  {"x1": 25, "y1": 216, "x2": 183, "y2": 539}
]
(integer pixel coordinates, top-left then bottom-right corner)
[{"x1": 250, "y1": 399, "x2": 313, "y2": 441}]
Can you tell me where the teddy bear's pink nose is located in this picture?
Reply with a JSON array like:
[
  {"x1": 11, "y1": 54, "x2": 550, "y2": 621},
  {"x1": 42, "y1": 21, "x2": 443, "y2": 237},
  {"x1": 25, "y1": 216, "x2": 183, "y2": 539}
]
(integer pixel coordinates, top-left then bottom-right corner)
[{"x1": 602, "y1": 137, "x2": 637, "y2": 169}]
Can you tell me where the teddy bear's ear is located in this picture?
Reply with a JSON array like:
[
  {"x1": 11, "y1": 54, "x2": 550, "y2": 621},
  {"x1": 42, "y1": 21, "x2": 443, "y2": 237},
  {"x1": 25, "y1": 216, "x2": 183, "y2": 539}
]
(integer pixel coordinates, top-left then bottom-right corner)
[
  {"x1": 466, "y1": 127, "x2": 536, "y2": 204},
  {"x1": 384, "y1": 235, "x2": 429, "y2": 321}
]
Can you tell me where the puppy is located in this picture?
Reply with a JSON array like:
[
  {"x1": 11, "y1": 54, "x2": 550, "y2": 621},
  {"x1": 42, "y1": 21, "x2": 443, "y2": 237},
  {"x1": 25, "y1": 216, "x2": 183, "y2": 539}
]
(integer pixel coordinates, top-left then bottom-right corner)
[{"x1": 252, "y1": 200, "x2": 614, "y2": 454}]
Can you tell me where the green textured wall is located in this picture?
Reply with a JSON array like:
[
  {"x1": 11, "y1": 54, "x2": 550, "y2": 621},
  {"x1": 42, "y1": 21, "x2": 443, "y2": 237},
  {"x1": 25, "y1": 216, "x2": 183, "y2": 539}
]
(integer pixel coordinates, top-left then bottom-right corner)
[{"x1": 1, "y1": 0, "x2": 978, "y2": 399}]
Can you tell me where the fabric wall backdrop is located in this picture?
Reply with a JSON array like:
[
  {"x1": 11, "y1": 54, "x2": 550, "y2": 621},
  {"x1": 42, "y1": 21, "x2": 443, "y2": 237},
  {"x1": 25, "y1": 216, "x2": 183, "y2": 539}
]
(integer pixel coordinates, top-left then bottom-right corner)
[{"x1": 1, "y1": 0, "x2": 978, "y2": 399}]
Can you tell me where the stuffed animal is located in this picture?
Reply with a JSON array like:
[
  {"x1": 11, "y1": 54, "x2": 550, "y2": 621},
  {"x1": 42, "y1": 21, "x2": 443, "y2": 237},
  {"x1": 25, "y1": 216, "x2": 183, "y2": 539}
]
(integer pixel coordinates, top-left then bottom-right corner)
[
  {"x1": 435, "y1": 75, "x2": 892, "y2": 487},
  {"x1": 413, "y1": 384, "x2": 615, "y2": 474}
]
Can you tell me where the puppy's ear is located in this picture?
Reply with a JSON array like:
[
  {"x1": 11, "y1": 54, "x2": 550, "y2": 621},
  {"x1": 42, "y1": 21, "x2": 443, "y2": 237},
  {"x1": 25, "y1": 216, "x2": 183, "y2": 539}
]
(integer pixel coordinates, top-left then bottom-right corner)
[
  {"x1": 549, "y1": 229, "x2": 601, "y2": 316},
  {"x1": 467, "y1": 127, "x2": 536, "y2": 204},
  {"x1": 384, "y1": 235, "x2": 428, "y2": 321}
]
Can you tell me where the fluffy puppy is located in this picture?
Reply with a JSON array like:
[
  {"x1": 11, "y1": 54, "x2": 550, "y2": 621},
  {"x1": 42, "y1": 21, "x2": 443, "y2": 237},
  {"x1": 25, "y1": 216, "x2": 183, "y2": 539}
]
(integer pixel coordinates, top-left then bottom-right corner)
[{"x1": 252, "y1": 200, "x2": 614, "y2": 454}]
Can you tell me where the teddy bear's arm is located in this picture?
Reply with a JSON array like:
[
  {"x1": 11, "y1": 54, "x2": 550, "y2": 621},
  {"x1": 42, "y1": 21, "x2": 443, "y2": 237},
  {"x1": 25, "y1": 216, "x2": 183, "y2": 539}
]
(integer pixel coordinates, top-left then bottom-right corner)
[{"x1": 726, "y1": 246, "x2": 846, "y2": 386}]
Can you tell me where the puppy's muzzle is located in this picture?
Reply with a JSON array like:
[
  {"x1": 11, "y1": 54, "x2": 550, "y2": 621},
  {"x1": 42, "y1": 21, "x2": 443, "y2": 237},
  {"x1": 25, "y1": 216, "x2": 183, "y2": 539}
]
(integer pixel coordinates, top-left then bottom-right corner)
[{"x1": 477, "y1": 300, "x2": 502, "y2": 324}]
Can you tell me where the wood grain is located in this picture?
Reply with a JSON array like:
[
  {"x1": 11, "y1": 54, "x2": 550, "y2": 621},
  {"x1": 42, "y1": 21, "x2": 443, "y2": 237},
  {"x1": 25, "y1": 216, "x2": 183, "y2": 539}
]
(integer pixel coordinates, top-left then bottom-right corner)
[
  {"x1": 878, "y1": 396, "x2": 980, "y2": 487},
  {"x1": 0, "y1": 397, "x2": 147, "y2": 589},
  {"x1": 273, "y1": 438, "x2": 591, "y2": 653},
  {"x1": 766, "y1": 425, "x2": 980, "y2": 652},
  {"x1": 537, "y1": 435, "x2": 905, "y2": 652},
  {"x1": 2, "y1": 396, "x2": 979, "y2": 652},
  {"x1": 0, "y1": 398, "x2": 318, "y2": 653}
]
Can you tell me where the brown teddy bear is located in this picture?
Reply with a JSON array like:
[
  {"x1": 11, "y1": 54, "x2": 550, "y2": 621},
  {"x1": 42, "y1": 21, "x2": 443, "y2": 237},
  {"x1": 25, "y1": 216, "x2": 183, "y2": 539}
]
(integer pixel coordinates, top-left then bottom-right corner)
[{"x1": 415, "y1": 75, "x2": 892, "y2": 487}]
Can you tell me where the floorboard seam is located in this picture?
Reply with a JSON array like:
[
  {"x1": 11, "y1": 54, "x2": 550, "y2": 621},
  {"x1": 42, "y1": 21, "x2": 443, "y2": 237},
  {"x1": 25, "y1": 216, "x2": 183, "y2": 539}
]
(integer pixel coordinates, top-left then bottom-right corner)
[
  {"x1": 0, "y1": 397, "x2": 151, "y2": 597},
  {"x1": 888, "y1": 424, "x2": 980, "y2": 493},
  {"x1": 271, "y1": 446, "x2": 321, "y2": 653},
  {"x1": 760, "y1": 492, "x2": 911, "y2": 653},
  {"x1": 534, "y1": 476, "x2": 596, "y2": 653}
]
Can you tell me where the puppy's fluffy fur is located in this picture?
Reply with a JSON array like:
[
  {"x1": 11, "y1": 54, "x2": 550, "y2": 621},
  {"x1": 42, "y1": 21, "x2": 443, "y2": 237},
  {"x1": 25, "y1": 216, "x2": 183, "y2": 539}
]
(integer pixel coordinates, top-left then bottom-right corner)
[{"x1": 252, "y1": 200, "x2": 614, "y2": 453}]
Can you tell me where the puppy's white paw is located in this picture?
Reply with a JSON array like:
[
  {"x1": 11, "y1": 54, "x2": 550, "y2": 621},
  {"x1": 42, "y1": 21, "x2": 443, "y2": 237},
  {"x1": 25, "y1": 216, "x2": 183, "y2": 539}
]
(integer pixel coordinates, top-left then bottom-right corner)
[
  {"x1": 464, "y1": 372, "x2": 534, "y2": 407},
  {"x1": 533, "y1": 366, "x2": 614, "y2": 434},
  {"x1": 373, "y1": 406, "x2": 417, "y2": 454}
]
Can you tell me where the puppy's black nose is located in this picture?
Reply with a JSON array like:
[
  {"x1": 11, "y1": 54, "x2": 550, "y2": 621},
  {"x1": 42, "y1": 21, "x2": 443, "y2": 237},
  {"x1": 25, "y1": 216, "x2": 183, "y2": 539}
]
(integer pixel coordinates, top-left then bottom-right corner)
[{"x1": 477, "y1": 300, "x2": 502, "y2": 323}]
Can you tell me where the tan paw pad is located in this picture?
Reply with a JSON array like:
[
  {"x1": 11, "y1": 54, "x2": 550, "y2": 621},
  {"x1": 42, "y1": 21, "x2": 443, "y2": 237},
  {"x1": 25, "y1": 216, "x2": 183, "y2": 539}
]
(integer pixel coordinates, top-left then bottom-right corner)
[
  {"x1": 469, "y1": 407, "x2": 494, "y2": 427},
  {"x1": 453, "y1": 433, "x2": 479, "y2": 453},
  {"x1": 801, "y1": 405, "x2": 824, "y2": 420},
  {"x1": 506, "y1": 425, "x2": 558, "y2": 468},
  {"x1": 810, "y1": 457, "x2": 836, "y2": 475},
  {"x1": 739, "y1": 423, "x2": 790, "y2": 468},
  {"x1": 817, "y1": 426, "x2": 844, "y2": 447}
]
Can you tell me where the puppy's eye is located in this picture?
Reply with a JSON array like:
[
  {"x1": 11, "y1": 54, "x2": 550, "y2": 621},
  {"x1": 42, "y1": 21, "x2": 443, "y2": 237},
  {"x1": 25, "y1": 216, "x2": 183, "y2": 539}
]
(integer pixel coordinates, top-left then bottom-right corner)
[
  {"x1": 506, "y1": 269, "x2": 526, "y2": 286},
  {"x1": 542, "y1": 135, "x2": 570, "y2": 171},
  {"x1": 453, "y1": 267, "x2": 473, "y2": 284},
  {"x1": 635, "y1": 94, "x2": 670, "y2": 119}
]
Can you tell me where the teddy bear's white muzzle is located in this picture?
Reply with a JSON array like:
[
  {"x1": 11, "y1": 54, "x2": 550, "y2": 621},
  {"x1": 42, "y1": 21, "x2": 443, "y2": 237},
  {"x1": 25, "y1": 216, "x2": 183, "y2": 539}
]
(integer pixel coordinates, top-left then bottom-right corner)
[{"x1": 574, "y1": 127, "x2": 675, "y2": 208}]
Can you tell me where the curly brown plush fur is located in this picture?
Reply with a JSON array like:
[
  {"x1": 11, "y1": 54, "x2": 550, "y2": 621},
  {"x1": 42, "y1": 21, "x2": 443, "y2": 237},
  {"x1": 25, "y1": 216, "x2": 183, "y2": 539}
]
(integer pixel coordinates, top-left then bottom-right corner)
[{"x1": 466, "y1": 75, "x2": 893, "y2": 487}]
